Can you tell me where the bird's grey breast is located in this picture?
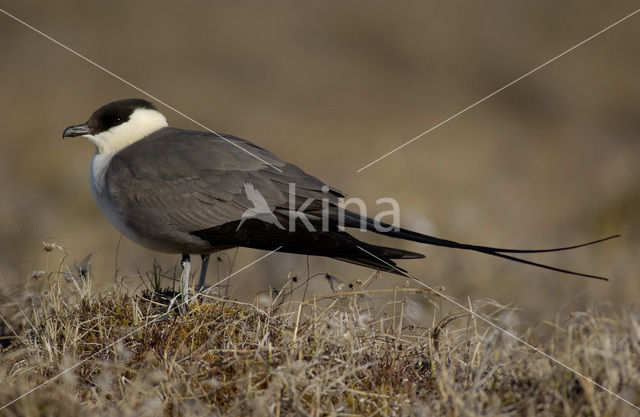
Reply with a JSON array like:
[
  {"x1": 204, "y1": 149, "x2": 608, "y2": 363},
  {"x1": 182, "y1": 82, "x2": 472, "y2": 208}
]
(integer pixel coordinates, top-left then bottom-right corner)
[{"x1": 90, "y1": 151, "x2": 130, "y2": 235}]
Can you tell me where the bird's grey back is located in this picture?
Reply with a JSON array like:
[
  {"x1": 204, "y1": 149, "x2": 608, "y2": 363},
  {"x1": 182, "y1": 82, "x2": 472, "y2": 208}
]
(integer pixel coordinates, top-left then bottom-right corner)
[{"x1": 101, "y1": 127, "x2": 344, "y2": 253}]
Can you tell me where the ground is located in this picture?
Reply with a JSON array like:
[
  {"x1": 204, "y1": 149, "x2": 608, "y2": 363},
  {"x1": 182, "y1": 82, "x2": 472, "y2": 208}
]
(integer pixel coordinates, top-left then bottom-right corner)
[{"x1": 0, "y1": 248, "x2": 638, "y2": 417}]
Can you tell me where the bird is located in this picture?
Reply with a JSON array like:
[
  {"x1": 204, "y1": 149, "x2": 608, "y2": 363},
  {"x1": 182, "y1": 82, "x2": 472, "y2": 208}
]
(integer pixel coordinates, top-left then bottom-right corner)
[{"x1": 62, "y1": 98, "x2": 616, "y2": 305}]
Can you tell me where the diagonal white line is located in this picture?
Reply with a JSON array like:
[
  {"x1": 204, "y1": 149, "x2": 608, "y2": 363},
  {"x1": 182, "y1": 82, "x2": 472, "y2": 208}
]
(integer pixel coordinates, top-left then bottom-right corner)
[
  {"x1": 355, "y1": 245, "x2": 640, "y2": 411},
  {"x1": 356, "y1": 7, "x2": 640, "y2": 173},
  {"x1": 0, "y1": 246, "x2": 282, "y2": 411},
  {"x1": 0, "y1": 8, "x2": 283, "y2": 173}
]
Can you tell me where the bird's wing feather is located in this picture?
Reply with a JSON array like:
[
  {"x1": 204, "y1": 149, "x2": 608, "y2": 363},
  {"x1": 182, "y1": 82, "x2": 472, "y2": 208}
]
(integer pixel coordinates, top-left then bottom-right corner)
[{"x1": 105, "y1": 128, "x2": 344, "y2": 232}]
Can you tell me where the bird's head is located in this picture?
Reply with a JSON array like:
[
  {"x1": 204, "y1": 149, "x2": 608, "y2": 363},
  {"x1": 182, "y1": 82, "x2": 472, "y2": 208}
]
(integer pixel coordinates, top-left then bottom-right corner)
[{"x1": 62, "y1": 98, "x2": 168, "y2": 154}]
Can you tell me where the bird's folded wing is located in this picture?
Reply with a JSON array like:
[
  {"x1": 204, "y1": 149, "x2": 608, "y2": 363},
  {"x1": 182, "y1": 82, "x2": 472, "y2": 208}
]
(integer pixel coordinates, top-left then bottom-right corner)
[{"x1": 104, "y1": 128, "x2": 343, "y2": 232}]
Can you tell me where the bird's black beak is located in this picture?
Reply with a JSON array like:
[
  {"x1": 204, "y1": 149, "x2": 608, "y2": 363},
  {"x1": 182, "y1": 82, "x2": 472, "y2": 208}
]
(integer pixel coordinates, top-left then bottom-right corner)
[{"x1": 62, "y1": 123, "x2": 91, "y2": 138}]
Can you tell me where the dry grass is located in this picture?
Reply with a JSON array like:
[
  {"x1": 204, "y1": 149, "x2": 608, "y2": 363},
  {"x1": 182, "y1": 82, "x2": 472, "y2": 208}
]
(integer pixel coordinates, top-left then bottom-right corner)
[{"x1": 0, "y1": 246, "x2": 639, "y2": 416}]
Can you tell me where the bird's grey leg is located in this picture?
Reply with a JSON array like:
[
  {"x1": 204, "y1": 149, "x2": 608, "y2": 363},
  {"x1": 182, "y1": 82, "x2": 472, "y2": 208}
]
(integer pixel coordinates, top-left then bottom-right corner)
[
  {"x1": 180, "y1": 253, "x2": 191, "y2": 309},
  {"x1": 197, "y1": 253, "x2": 211, "y2": 291}
]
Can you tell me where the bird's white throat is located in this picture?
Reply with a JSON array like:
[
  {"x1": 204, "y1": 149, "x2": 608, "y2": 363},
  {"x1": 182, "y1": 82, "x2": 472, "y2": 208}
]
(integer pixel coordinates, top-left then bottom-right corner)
[{"x1": 84, "y1": 108, "x2": 168, "y2": 154}]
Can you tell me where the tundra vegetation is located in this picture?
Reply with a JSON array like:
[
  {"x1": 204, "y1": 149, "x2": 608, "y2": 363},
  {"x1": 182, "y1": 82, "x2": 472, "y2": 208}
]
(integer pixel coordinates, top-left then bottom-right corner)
[{"x1": 0, "y1": 244, "x2": 638, "y2": 416}]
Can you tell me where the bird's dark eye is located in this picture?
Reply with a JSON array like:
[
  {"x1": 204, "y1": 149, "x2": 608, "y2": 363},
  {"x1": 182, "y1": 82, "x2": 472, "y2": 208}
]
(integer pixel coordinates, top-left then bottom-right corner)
[{"x1": 105, "y1": 114, "x2": 125, "y2": 127}]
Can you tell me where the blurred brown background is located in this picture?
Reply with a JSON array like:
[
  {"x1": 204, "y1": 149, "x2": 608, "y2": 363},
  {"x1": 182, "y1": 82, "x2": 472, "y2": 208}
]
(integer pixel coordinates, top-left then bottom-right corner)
[{"x1": 1, "y1": 1, "x2": 638, "y2": 321}]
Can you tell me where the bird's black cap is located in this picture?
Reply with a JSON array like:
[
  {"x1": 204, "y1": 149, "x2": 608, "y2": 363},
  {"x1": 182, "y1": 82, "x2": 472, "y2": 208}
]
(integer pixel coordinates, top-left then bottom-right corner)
[{"x1": 63, "y1": 98, "x2": 157, "y2": 138}]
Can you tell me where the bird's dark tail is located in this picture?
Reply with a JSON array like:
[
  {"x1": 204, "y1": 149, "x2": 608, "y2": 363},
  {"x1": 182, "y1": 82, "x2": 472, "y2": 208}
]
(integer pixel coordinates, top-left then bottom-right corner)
[{"x1": 338, "y1": 210, "x2": 619, "y2": 280}]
